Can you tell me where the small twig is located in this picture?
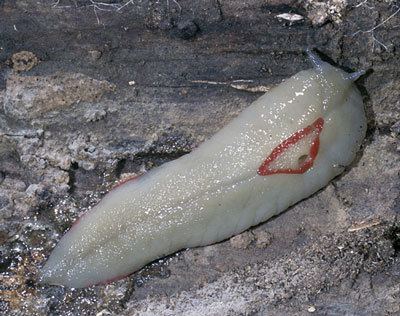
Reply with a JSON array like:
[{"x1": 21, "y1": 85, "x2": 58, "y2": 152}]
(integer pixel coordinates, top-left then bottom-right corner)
[
  {"x1": 167, "y1": 0, "x2": 182, "y2": 12},
  {"x1": 86, "y1": 0, "x2": 133, "y2": 25},
  {"x1": 191, "y1": 79, "x2": 271, "y2": 93},
  {"x1": 191, "y1": 79, "x2": 254, "y2": 85},
  {"x1": 354, "y1": 0, "x2": 374, "y2": 10},
  {"x1": 89, "y1": 0, "x2": 124, "y2": 11},
  {"x1": 371, "y1": 34, "x2": 388, "y2": 51},
  {"x1": 52, "y1": 0, "x2": 135, "y2": 13},
  {"x1": 350, "y1": 5, "x2": 399, "y2": 52},
  {"x1": 348, "y1": 218, "x2": 381, "y2": 232},
  {"x1": 94, "y1": 6, "x2": 101, "y2": 25},
  {"x1": 52, "y1": 0, "x2": 72, "y2": 8},
  {"x1": 230, "y1": 84, "x2": 270, "y2": 93},
  {"x1": 116, "y1": 0, "x2": 134, "y2": 12},
  {"x1": 352, "y1": 6, "x2": 400, "y2": 36}
]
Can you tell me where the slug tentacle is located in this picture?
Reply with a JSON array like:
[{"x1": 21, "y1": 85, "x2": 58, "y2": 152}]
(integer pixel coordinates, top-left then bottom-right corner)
[
  {"x1": 345, "y1": 70, "x2": 366, "y2": 82},
  {"x1": 306, "y1": 49, "x2": 324, "y2": 72}
]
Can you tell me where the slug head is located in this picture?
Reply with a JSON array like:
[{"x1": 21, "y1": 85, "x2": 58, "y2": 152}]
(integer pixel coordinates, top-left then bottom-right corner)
[
  {"x1": 308, "y1": 57, "x2": 366, "y2": 171},
  {"x1": 307, "y1": 51, "x2": 365, "y2": 115},
  {"x1": 257, "y1": 53, "x2": 367, "y2": 177}
]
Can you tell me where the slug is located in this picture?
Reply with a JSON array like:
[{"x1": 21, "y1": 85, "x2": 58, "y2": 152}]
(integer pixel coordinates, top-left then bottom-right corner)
[{"x1": 40, "y1": 52, "x2": 367, "y2": 288}]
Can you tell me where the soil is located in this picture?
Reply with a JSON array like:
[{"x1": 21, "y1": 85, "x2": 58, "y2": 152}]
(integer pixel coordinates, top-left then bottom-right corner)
[{"x1": 0, "y1": 0, "x2": 399, "y2": 315}]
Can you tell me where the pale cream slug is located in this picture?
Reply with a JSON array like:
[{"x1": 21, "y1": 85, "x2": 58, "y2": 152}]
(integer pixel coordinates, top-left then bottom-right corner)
[{"x1": 40, "y1": 52, "x2": 367, "y2": 288}]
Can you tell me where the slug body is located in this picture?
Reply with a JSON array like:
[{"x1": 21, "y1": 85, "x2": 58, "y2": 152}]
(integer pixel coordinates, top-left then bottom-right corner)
[{"x1": 41, "y1": 55, "x2": 366, "y2": 288}]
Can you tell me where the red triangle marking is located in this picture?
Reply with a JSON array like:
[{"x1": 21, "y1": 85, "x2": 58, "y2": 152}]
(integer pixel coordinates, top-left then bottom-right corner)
[{"x1": 257, "y1": 117, "x2": 324, "y2": 176}]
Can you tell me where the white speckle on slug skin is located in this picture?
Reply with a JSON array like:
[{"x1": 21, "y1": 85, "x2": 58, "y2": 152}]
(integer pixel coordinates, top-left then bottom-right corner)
[{"x1": 40, "y1": 56, "x2": 367, "y2": 288}]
